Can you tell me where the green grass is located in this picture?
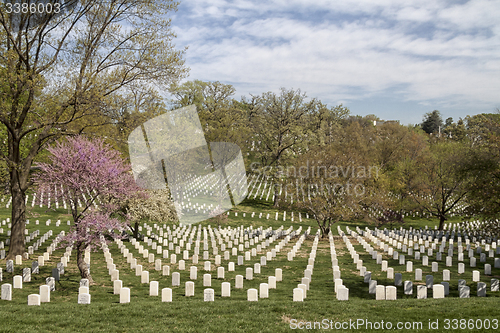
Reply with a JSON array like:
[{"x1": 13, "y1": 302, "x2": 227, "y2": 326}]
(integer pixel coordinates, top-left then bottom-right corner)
[{"x1": 0, "y1": 199, "x2": 499, "y2": 333}]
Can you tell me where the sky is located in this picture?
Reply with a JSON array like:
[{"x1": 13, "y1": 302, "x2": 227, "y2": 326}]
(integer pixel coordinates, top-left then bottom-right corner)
[{"x1": 169, "y1": 0, "x2": 500, "y2": 125}]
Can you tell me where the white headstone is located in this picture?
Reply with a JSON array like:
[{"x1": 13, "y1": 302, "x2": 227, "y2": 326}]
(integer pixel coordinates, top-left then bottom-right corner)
[
  {"x1": 375, "y1": 285, "x2": 385, "y2": 300},
  {"x1": 433, "y1": 284, "x2": 445, "y2": 299},
  {"x1": 185, "y1": 281, "x2": 195, "y2": 296},
  {"x1": 150, "y1": 281, "x2": 159, "y2": 296},
  {"x1": 268, "y1": 276, "x2": 277, "y2": 289},
  {"x1": 162, "y1": 288, "x2": 172, "y2": 302},
  {"x1": 275, "y1": 268, "x2": 282, "y2": 282},
  {"x1": 1, "y1": 283, "x2": 12, "y2": 300},
  {"x1": 293, "y1": 287, "x2": 304, "y2": 302},
  {"x1": 247, "y1": 288, "x2": 258, "y2": 301},
  {"x1": 28, "y1": 294, "x2": 41, "y2": 306},
  {"x1": 443, "y1": 269, "x2": 451, "y2": 281},
  {"x1": 221, "y1": 282, "x2": 231, "y2": 297},
  {"x1": 246, "y1": 268, "x2": 253, "y2": 280},
  {"x1": 203, "y1": 274, "x2": 211, "y2": 287},
  {"x1": 113, "y1": 280, "x2": 122, "y2": 295},
  {"x1": 13, "y1": 275, "x2": 22, "y2": 289},
  {"x1": 387, "y1": 267, "x2": 394, "y2": 279},
  {"x1": 141, "y1": 271, "x2": 149, "y2": 284},
  {"x1": 172, "y1": 272, "x2": 180, "y2": 286},
  {"x1": 190, "y1": 266, "x2": 197, "y2": 280},
  {"x1": 417, "y1": 285, "x2": 427, "y2": 299},
  {"x1": 298, "y1": 284, "x2": 307, "y2": 299},
  {"x1": 235, "y1": 275, "x2": 244, "y2": 289},
  {"x1": 120, "y1": 287, "x2": 130, "y2": 303},
  {"x1": 337, "y1": 286, "x2": 349, "y2": 300},
  {"x1": 204, "y1": 288, "x2": 215, "y2": 302},
  {"x1": 259, "y1": 283, "x2": 269, "y2": 298}
]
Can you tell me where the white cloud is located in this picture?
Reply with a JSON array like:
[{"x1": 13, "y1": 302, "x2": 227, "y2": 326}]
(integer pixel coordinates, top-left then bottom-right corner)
[{"x1": 170, "y1": 0, "x2": 500, "y2": 120}]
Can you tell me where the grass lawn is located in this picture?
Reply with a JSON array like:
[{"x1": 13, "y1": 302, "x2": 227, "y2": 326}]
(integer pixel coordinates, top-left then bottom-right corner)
[{"x1": 0, "y1": 199, "x2": 498, "y2": 333}]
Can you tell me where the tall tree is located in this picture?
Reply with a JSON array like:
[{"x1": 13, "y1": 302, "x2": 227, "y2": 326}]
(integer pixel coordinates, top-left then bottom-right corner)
[
  {"x1": 170, "y1": 80, "x2": 250, "y2": 148},
  {"x1": 289, "y1": 123, "x2": 377, "y2": 237},
  {"x1": 376, "y1": 123, "x2": 430, "y2": 214},
  {"x1": 170, "y1": 80, "x2": 251, "y2": 207},
  {"x1": 0, "y1": 0, "x2": 187, "y2": 258},
  {"x1": 443, "y1": 118, "x2": 467, "y2": 141},
  {"x1": 465, "y1": 113, "x2": 500, "y2": 146},
  {"x1": 408, "y1": 140, "x2": 471, "y2": 230},
  {"x1": 35, "y1": 136, "x2": 143, "y2": 282},
  {"x1": 305, "y1": 103, "x2": 350, "y2": 146},
  {"x1": 247, "y1": 88, "x2": 318, "y2": 207},
  {"x1": 106, "y1": 87, "x2": 169, "y2": 159},
  {"x1": 461, "y1": 115, "x2": 500, "y2": 219},
  {"x1": 421, "y1": 110, "x2": 443, "y2": 135}
]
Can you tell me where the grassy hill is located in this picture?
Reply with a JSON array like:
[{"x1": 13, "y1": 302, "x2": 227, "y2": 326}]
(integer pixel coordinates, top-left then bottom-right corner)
[{"x1": 0, "y1": 199, "x2": 498, "y2": 333}]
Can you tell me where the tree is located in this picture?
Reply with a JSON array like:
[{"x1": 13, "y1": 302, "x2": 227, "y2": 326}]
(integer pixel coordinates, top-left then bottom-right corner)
[
  {"x1": 408, "y1": 141, "x2": 470, "y2": 230},
  {"x1": 170, "y1": 80, "x2": 252, "y2": 207},
  {"x1": 421, "y1": 110, "x2": 443, "y2": 135},
  {"x1": 465, "y1": 113, "x2": 500, "y2": 146},
  {"x1": 34, "y1": 136, "x2": 143, "y2": 282},
  {"x1": 443, "y1": 118, "x2": 467, "y2": 141},
  {"x1": 122, "y1": 188, "x2": 178, "y2": 239},
  {"x1": 170, "y1": 80, "x2": 251, "y2": 150},
  {"x1": 247, "y1": 88, "x2": 318, "y2": 207},
  {"x1": 376, "y1": 124, "x2": 430, "y2": 215},
  {"x1": 0, "y1": 0, "x2": 187, "y2": 258},
  {"x1": 106, "y1": 88, "x2": 169, "y2": 159},
  {"x1": 305, "y1": 103, "x2": 349, "y2": 146},
  {"x1": 461, "y1": 116, "x2": 500, "y2": 218},
  {"x1": 289, "y1": 123, "x2": 378, "y2": 238}
]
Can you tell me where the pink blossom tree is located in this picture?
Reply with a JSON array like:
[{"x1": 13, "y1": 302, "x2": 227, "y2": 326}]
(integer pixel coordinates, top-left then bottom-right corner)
[{"x1": 35, "y1": 135, "x2": 144, "y2": 282}]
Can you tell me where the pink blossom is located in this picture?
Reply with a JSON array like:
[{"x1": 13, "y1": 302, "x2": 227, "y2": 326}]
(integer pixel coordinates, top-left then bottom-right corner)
[{"x1": 34, "y1": 135, "x2": 145, "y2": 278}]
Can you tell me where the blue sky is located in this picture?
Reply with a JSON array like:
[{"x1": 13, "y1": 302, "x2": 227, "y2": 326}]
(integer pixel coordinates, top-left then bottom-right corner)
[{"x1": 169, "y1": 0, "x2": 500, "y2": 125}]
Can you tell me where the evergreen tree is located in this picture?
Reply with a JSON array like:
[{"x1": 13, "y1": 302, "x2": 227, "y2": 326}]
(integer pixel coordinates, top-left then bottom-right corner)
[{"x1": 421, "y1": 110, "x2": 443, "y2": 134}]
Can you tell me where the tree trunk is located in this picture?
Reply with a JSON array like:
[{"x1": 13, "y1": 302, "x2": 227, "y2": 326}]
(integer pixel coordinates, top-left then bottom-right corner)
[
  {"x1": 133, "y1": 222, "x2": 139, "y2": 239},
  {"x1": 320, "y1": 227, "x2": 330, "y2": 238},
  {"x1": 438, "y1": 215, "x2": 446, "y2": 231},
  {"x1": 6, "y1": 173, "x2": 26, "y2": 259},
  {"x1": 273, "y1": 182, "x2": 280, "y2": 207},
  {"x1": 76, "y1": 241, "x2": 94, "y2": 283},
  {"x1": 319, "y1": 220, "x2": 331, "y2": 238}
]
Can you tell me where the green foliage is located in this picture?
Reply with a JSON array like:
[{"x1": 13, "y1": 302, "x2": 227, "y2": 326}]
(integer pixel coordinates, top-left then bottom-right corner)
[
  {"x1": 0, "y1": 0, "x2": 188, "y2": 257},
  {"x1": 443, "y1": 117, "x2": 467, "y2": 141},
  {"x1": 461, "y1": 115, "x2": 500, "y2": 218},
  {"x1": 421, "y1": 110, "x2": 443, "y2": 135},
  {"x1": 407, "y1": 140, "x2": 471, "y2": 229},
  {"x1": 286, "y1": 123, "x2": 383, "y2": 237},
  {"x1": 170, "y1": 80, "x2": 250, "y2": 146}
]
